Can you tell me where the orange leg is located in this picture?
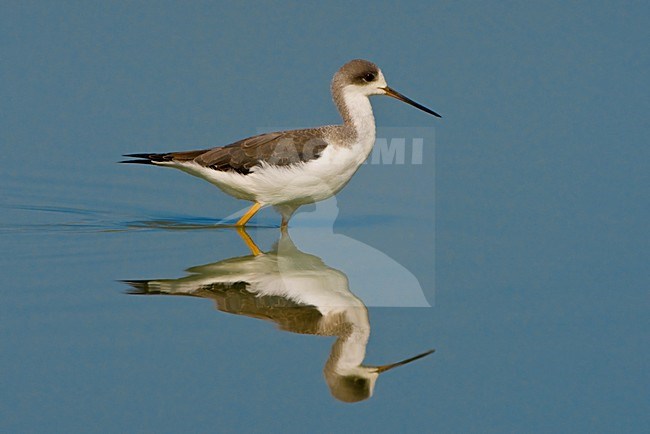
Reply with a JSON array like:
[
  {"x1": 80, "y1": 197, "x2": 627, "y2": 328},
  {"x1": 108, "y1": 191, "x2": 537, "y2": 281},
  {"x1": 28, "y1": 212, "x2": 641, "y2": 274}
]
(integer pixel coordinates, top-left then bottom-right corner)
[
  {"x1": 236, "y1": 202, "x2": 262, "y2": 227},
  {"x1": 236, "y1": 227, "x2": 262, "y2": 256}
]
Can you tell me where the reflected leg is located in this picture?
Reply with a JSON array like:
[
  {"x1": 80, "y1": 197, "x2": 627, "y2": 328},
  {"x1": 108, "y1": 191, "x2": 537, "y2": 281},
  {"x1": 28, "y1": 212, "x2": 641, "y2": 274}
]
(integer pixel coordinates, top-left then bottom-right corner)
[{"x1": 236, "y1": 227, "x2": 262, "y2": 256}]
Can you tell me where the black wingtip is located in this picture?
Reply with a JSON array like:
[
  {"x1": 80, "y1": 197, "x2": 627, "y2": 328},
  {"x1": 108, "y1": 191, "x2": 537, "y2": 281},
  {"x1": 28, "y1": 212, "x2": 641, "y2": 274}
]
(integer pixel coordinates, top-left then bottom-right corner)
[
  {"x1": 120, "y1": 279, "x2": 151, "y2": 294},
  {"x1": 123, "y1": 153, "x2": 154, "y2": 158},
  {"x1": 119, "y1": 153, "x2": 161, "y2": 165},
  {"x1": 118, "y1": 159, "x2": 155, "y2": 165}
]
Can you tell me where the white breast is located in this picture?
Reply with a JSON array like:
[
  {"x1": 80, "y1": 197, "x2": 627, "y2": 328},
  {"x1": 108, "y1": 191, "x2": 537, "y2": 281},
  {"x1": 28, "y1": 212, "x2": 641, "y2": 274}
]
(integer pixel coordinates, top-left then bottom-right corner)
[
  {"x1": 173, "y1": 84, "x2": 378, "y2": 206},
  {"x1": 179, "y1": 136, "x2": 375, "y2": 206}
]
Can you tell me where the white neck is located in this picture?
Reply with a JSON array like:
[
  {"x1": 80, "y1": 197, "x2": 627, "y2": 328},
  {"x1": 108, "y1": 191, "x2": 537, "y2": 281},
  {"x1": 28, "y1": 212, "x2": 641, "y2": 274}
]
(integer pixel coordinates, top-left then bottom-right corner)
[
  {"x1": 341, "y1": 86, "x2": 376, "y2": 134},
  {"x1": 331, "y1": 307, "x2": 371, "y2": 370}
]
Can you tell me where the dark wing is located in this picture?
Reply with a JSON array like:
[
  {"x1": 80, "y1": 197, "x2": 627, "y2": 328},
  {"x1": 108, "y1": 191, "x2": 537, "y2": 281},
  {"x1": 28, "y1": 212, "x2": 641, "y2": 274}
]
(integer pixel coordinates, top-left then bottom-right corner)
[
  {"x1": 123, "y1": 279, "x2": 323, "y2": 335},
  {"x1": 194, "y1": 129, "x2": 329, "y2": 174}
]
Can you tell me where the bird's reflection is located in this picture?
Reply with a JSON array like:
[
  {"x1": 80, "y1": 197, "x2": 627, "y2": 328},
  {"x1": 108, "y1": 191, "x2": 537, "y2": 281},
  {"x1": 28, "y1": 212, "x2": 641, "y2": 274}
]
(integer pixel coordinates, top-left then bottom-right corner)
[{"x1": 123, "y1": 230, "x2": 433, "y2": 403}]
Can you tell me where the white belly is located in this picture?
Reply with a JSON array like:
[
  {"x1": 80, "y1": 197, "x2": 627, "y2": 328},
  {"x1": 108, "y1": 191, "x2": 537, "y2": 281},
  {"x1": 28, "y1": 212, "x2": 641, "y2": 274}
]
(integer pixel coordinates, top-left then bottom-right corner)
[{"x1": 177, "y1": 143, "x2": 370, "y2": 206}]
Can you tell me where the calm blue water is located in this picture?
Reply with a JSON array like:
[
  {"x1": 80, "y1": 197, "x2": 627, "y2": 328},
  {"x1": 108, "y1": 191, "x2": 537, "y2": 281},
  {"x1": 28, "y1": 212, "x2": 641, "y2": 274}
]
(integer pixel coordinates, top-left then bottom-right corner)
[{"x1": 1, "y1": 2, "x2": 648, "y2": 433}]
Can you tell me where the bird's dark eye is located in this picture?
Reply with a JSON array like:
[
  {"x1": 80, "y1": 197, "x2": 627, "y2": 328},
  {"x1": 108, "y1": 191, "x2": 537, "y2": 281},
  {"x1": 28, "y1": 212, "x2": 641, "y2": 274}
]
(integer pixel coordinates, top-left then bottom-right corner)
[{"x1": 361, "y1": 72, "x2": 376, "y2": 82}]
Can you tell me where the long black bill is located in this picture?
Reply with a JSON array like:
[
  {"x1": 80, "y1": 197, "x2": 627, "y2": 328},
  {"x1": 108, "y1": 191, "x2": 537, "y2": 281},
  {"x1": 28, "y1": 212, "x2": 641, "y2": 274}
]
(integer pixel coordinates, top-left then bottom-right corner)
[
  {"x1": 372, "y1": 348, "x2": 435, "y2": 373},
  {"x1": 382, "y1": 87, "x2": 442, "y2": 118}
]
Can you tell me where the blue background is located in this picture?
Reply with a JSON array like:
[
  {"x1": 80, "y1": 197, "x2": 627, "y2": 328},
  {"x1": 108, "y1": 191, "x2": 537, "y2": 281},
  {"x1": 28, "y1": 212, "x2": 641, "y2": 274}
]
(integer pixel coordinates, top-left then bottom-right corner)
[{"x1": 1, "y1": 1, "x2": 648, "y2": 433}]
